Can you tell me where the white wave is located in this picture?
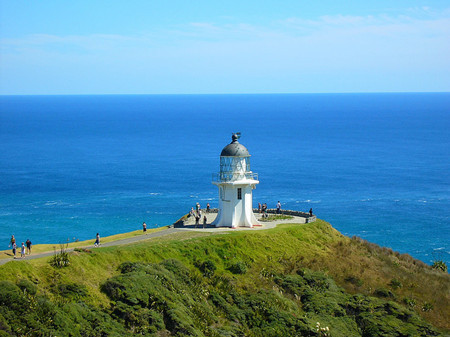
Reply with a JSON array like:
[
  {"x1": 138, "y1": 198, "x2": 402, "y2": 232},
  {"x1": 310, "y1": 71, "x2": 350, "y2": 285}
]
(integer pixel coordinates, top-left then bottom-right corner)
[
  {"x1": 294, "y1": 199, "x2": 321, "y2": 204},
  {"x1": 44, "y1": 201, "x2": 61, "y2": 206}
]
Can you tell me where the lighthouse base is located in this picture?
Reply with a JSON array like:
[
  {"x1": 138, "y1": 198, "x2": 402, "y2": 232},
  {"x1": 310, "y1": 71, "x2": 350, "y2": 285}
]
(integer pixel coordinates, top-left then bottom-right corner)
[{"x1": 211, "y1": 209, "x2": 260, "y2": 228}]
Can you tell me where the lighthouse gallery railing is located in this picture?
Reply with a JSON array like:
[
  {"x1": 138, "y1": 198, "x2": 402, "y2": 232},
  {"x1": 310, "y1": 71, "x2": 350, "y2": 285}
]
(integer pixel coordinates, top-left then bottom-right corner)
[{"x1": 212, "y1": 172, "x2": 258, "y2": 182}]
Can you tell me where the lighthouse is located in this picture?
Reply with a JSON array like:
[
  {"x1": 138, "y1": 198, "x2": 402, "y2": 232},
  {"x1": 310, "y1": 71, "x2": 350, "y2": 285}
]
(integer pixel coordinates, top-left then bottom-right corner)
[{"x1": 211, "y1": 133, "x2": 260, "y2": 228}]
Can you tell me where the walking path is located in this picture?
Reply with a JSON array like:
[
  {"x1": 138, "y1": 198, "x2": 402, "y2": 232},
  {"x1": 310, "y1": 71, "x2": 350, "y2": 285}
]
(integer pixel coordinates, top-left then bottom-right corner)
[{"x1": 0, "y1": 213, "x2": 308, "y2": 266}]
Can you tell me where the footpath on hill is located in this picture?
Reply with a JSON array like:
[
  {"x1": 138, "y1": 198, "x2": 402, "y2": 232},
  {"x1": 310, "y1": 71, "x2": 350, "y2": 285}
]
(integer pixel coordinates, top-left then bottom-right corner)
[{"x1": 0, "y1": 213, "x2": 307, "y2": 266}]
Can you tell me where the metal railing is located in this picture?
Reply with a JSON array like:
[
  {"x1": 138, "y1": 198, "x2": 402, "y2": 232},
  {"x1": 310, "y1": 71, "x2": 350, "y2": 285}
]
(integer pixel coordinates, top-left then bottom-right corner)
[{"x1": 212, "y1": 172, "x2": 258, "y2": 182}]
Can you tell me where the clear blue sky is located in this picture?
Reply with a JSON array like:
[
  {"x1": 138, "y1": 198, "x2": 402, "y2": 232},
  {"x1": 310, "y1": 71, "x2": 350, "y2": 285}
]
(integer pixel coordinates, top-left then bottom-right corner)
[{"x1": 1, "y1": 1, "x2": 449, "y2": 94}]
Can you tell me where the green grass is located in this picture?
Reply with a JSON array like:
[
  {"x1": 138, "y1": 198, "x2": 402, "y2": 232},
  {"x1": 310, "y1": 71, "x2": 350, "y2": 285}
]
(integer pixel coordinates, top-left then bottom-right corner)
[
  {"x1": 0, "y1": 220, "x2": 448, "y2": 336},
  {"x1": 0, "y1": 226, "x2": 167, "y2": 260},
  {"x1": 259, "y1": 214, "x2": 295, "y2": 222}
]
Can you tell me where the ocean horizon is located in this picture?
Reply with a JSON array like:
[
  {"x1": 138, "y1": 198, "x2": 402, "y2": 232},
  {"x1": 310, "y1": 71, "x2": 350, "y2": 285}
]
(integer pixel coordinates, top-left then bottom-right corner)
[{"x1": 0, "y1": 93, "x2": 449, "y2": 265}]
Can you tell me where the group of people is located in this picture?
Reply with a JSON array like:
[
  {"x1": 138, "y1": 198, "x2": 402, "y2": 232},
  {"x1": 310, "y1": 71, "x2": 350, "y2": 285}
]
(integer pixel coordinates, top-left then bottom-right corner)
[
  {"x1": 257, "y1": 202, "x2": 314, "y2": 218},
  {"x1": 9, "y1": 235, "x2": 32, "y2": 258},
  {"x1": 257, "y1": 201, "x2": 282, "y2": 215},
  {"x1": 258, "y1": 202, "x2": 269, "y2": 217},
  {"x1": 190, "y1": 202, "x2": 208, "y2": 228}
]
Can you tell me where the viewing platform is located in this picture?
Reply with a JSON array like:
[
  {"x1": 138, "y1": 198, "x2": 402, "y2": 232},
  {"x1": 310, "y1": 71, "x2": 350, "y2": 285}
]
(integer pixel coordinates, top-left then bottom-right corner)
[{"x1": 173, "y1": 208, "x2": 316, "y2": 229}]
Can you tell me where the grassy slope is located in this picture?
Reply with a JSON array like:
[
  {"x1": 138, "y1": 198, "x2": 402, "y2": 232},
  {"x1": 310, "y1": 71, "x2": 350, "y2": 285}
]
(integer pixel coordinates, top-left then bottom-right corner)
[
  {"x1": 0, "y1": 227, "x2": 167, "y2": 260},
  {"x1": 0, "y1": 220, "x2": 448, "y2": 335}
]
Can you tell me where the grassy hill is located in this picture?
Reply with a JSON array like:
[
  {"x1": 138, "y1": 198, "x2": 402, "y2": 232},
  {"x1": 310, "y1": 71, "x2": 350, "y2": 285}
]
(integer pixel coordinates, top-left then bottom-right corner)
[{"x1": 0, "y1": 220, "x2": 448, "y2": 336}]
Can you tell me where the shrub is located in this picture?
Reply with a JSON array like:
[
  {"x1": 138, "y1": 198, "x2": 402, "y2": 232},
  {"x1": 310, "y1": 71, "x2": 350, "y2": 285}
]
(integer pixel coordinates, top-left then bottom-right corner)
[
  {"x1": 58, "y1": 283, "x2": 88, "y2": 300},
  {"x1": 17, "y1": 279, "x2": 37, "y2": 296},
  {"x1": 373, "y1": 288, "x2": 395, "y2": 299},
  {"x1": 389, "y1": 278, "x2": 402, "y2": 290},
  {"x1": 345, "y1": 276, "x2": 363, "y2": 287},
  {"x1": 431, "y1": 260, "x2": 447, "y2": 272},
  {"x1": 74, "y1": 247, "x2": 92, "y2": 253},
  {"x1": 118, "y1": 261, "x2": 147, "y2": 274},
  {"x1": 49, "y1": 243, "x2": 70, "y2": 268},
  {"x1": 403, "y1": 297, "x2": 416, "y2": 308},
  {"x1": 228, "y1": 261, "x2": 247, "y2": 275},
  {"x1": 198, "y1": 260, "x2": 217, "y2": 278},
  {"x1": 422, "y1": 302, "x2": 434, "y2": 312}
]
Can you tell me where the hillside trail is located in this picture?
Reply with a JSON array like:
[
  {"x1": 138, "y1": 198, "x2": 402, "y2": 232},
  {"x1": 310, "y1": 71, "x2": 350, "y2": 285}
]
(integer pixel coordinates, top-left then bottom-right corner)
[{"x1": 0, "y1": 214, "x2": 306, "y2": 266}]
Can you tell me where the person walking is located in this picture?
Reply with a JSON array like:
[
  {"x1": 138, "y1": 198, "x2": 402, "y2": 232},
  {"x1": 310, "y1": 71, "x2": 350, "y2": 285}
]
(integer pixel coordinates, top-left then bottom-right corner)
[
  {"x1": 143, "y1": 222, "x2": 147, "y2": 233},
  {"x1": 26, "y1": 239, "x2": 32, "y2": 255},
  {"x1": 21, "y1": 242, "x2": 26, "y2": 258},
  {"x1": 94, "y1": 233, "x2": 100, "y2": 247},
  {"x1": 11, "y1": 242, "x2": 17, "y2": 258},
  {"x1": 276, "y1": 201, "x2": 282, "y2": 214}
]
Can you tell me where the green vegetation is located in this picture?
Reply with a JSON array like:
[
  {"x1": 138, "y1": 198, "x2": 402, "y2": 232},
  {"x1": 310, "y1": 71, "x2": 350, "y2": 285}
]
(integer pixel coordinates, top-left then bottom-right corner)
[
  {"x1": 0, "y1": 227, "x2": 166, "y2": 260},
  {"x1": 49, "y1": 243, "x2": 71, "y2": 268},
  {"x1": 432, "y1": 260, "x2": 448, "y2": 273},
  {"x1": 0, "y1": 220, "x2": 448, "y2": 336},
  {"x1": 259, "y1": 214, "x2": 294, "y2": 222}
]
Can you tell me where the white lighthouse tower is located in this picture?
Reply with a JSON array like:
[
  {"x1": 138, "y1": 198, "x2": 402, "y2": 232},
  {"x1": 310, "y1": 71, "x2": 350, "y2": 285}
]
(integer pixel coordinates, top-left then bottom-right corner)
[{"x1": 211, "y1": 133, "x2": 260, "y2": 228}]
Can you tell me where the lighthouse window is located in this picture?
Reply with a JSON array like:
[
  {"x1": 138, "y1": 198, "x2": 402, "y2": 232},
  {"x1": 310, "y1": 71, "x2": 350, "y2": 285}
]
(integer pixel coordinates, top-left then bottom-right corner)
[{"x1": 237, "y1": 188, "x2": 242, "y2": 200}]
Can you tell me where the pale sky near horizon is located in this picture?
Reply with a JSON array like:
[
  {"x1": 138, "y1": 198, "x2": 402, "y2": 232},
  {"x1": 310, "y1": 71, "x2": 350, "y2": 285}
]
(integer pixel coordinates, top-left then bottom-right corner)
[{"x1": 1, "y1": 1, "x2": 449, "y2": 95}]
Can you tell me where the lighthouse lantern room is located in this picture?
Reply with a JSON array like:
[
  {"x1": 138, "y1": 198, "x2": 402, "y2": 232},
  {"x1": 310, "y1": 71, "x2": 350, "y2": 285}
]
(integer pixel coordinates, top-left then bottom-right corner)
[{"x1": 212, "y1": 133, "x2": 260, "y2": 228}]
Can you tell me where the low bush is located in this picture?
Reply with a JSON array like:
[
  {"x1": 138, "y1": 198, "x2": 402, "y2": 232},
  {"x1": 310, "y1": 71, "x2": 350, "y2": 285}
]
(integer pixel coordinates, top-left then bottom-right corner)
[
  {"x1": 374, "y1": 288, "x2": 395, "y2": 299},
  {"x1": 197, "y1": 260, "x2": 217, "y2": 278},
  {"x1": 57, "y1": 283, "x2": 88, "y2": 300},
  {"x1": 228, "y1": 261, "x2": 247, "y2": 274},
  {"x1": 389, "y1": 278, "x2": 402, "y2": 290},
  {"x1": 431, "y1": 260, "x2": 447, "y2": 272},
  {"x1": 49, "y1": 244, "x2": 70, "y2": 268},
  {"x1": 344, "y1": 275, "x2": 363, "y2": 287},
  {"x1": 17, "y1": 279, "x2": 37, "y2": 296},
  {"x1": 259, "y1": 214, "x2": 294, "y2": 222}
]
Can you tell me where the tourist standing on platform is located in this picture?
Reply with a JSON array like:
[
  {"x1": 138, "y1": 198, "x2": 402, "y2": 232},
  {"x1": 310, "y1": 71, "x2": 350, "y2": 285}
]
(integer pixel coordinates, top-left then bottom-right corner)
[
  {"x1": 258, "y1": 202, "x2": 261, "y2": 213},
  {"x1": 26, "y1": 239, "x2": 32, "y2": 255},
  {"x1": 206, "y1": 203, "x2": 210, "y2": 213},
  {"x1": 262, "y1": 203, "x2": 268, "y2": 218},
  {"x1": 276, "y1": 201, "x2": 281, "y2": 214},
  {"x1": 309, "y1": 208, "x2": 313, "y2": 216},
  {"x1": 203, "y1": 215, "x2": 207, "y2": 228},
  {"x1": 195, "y1": 214, "x2": 200, "y2": 228}
]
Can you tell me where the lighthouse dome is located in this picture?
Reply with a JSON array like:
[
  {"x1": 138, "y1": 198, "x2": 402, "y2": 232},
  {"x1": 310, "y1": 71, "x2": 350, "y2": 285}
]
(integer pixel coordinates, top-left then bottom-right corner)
[{"x1": 220, "y1": 134, "x2": 250, "y2": 157}]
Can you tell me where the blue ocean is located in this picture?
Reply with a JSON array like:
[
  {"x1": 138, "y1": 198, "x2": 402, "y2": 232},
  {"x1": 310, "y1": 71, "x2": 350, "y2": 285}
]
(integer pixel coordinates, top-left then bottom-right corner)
[{"x1": 0, "y1": 94, "x2": 449, "y2": 265}]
